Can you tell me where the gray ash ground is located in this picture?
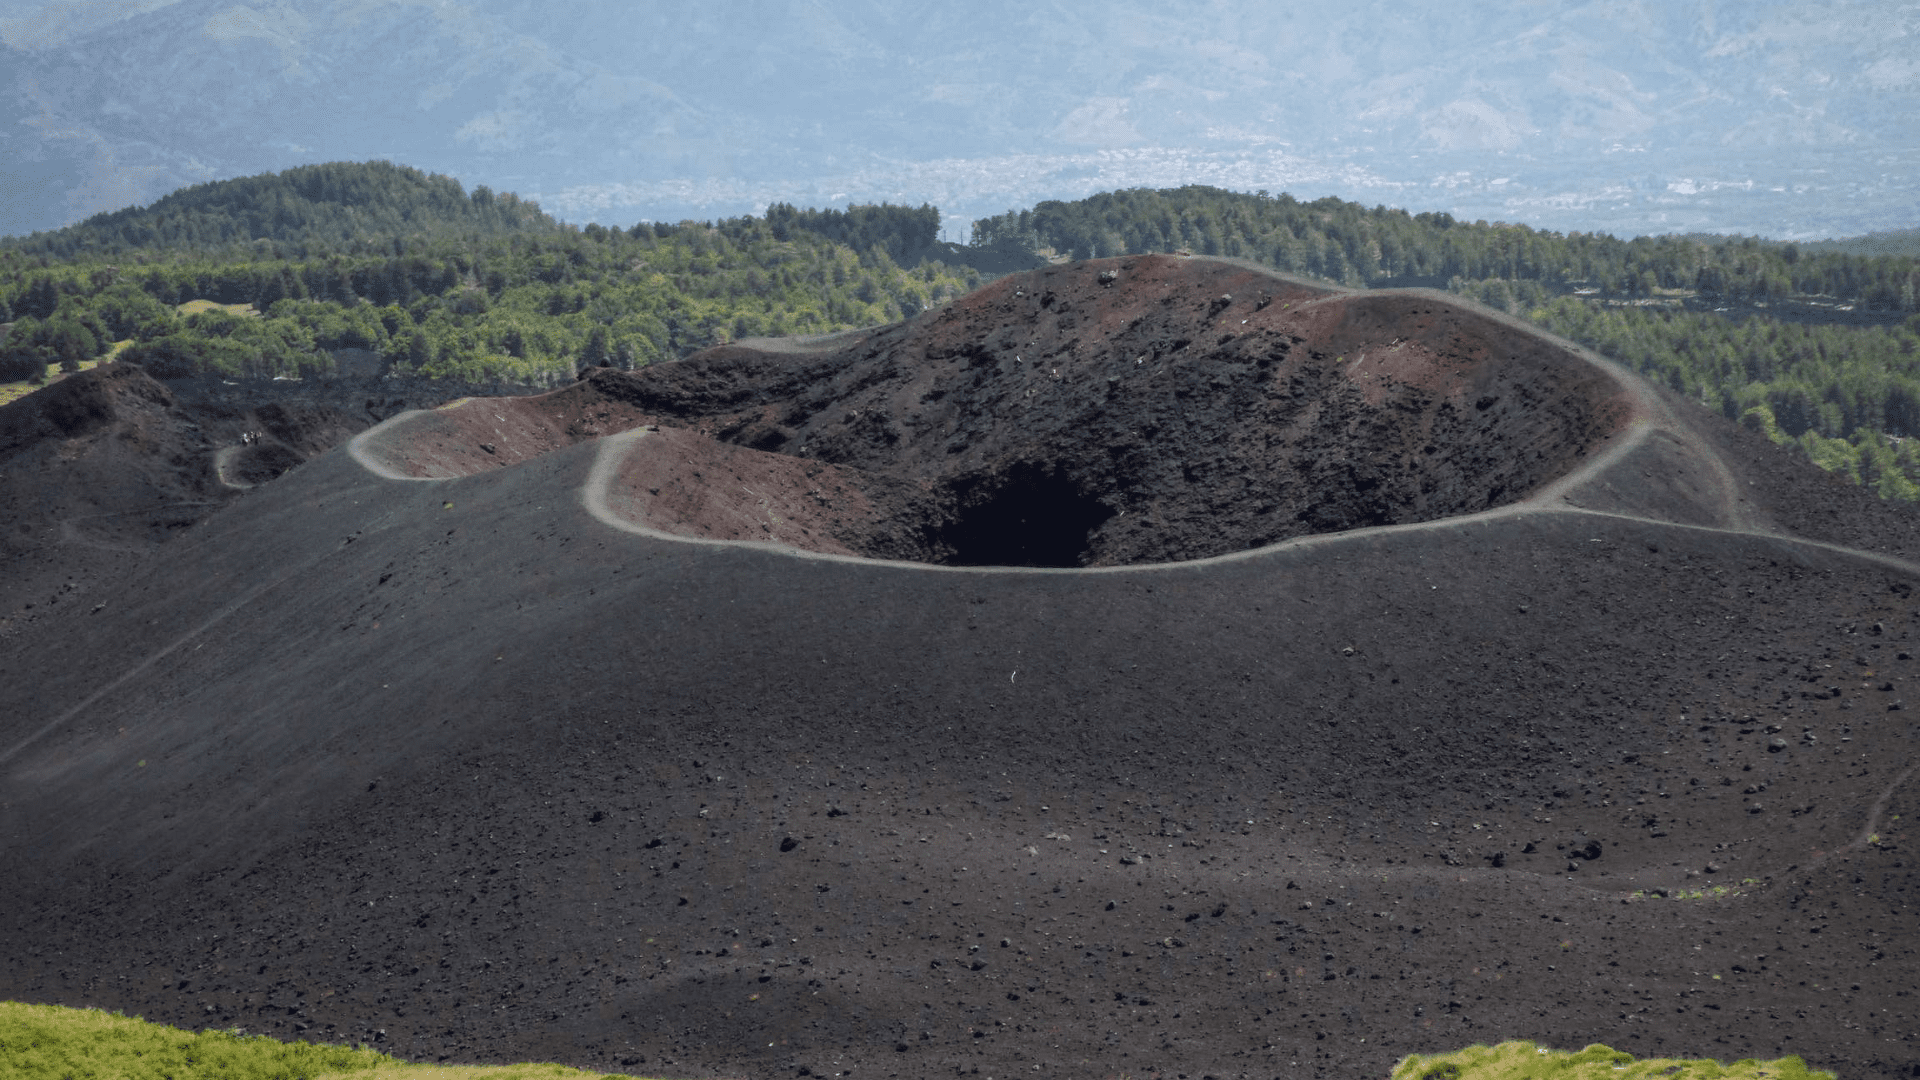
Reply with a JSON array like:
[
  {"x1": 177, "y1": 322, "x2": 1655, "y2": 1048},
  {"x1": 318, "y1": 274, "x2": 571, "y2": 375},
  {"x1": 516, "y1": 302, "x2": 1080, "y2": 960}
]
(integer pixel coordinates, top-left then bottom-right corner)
[{"x1": 2, "y1": 258, "x2": 1919, "y2": 1080}]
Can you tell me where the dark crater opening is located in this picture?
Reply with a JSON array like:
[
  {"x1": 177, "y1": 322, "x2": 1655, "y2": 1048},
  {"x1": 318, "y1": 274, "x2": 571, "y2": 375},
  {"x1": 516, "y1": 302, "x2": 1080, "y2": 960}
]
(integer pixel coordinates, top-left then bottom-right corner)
[
  {"x1": 936, "y1": 466, "x2": 1116, "y2": 568},
  {"x1": 555, "y1": 257, "x2": 1635, "y2": 567}
]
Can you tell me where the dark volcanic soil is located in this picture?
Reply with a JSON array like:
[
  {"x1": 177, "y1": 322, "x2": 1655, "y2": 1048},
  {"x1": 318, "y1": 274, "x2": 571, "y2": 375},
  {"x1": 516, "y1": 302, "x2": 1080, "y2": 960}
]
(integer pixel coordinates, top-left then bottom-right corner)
[
  {"x1": 4, "y1": 258, "x2": 1920, "y2": 1080},
  {"x1": 0, "y1": 366, "x2": 486, "y2": 647},
  {"x1": 0, "y1": 365, "x2": 348, "y2": 642},
  {"x1": 362, "y1": 256, "x2": 1635, "y2": 567}
]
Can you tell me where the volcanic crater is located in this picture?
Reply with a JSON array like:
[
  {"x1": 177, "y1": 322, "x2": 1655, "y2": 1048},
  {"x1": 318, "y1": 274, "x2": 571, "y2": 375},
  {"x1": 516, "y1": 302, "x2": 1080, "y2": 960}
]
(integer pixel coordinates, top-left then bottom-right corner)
[
  {"x1": 8, "y1": 256, "x2": 1920, "y2": 1080},
  {"x1": 357, "y1": 255, "x2": 1638, "y2": 567}
]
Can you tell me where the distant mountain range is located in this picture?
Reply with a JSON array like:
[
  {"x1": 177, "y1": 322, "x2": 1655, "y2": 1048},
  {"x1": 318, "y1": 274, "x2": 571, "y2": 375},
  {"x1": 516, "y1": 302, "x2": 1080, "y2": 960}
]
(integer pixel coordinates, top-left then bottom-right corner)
[{"x1": 2, "y1": 0, "x2": 1915, "y2": 240}]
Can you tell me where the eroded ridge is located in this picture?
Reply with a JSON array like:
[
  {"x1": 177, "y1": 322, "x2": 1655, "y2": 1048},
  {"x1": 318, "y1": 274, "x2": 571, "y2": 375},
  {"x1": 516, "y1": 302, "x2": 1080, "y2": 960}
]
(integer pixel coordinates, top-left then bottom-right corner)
[{"x1": 354, "y1": 255, "x2": 1647, "y2": 566}]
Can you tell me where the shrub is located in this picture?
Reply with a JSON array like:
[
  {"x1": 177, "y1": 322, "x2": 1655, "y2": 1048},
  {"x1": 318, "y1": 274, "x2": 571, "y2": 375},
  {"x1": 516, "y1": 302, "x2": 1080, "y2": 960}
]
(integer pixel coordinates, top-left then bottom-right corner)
[{"x1": 1392, "y1": 1040, "x2": 1835, "y2": 1080}]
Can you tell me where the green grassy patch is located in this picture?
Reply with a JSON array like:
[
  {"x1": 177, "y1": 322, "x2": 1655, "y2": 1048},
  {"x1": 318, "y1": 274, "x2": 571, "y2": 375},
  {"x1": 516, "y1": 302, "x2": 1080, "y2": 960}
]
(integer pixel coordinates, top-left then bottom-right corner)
[
  {"x1": 176, "y1": 299, "x2": 259, "y2": 318},
  {"x1": 1392, "y1": 1040, "x2": 1835, "y2": 1080},
  {"x1": 0, "y1": 1002, "x2": 655, "y2": 1080},
  {"x1": 0, "y1": 358, "x2": 103, "y2": 407},
  {"x1": 0, "y1": 380, "x2": 42, "y2": 408},
  {"x1": 1625, "y1": 883, "x2": 1745, "y2": 902},
  {"x1": 3, "y1": 1003, "x2": 1841, "y2": 1080}
]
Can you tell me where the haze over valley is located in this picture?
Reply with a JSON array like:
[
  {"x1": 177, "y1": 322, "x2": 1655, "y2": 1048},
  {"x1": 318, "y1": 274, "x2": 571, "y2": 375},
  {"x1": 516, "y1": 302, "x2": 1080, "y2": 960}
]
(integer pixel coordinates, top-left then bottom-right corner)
[{"x1": 2, "y1": 0, "x2": 1916, "y2": 241}]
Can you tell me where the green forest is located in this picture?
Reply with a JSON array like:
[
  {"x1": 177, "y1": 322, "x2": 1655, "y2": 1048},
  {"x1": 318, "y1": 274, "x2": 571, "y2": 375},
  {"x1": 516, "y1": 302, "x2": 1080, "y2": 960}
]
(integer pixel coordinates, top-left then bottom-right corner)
[
  {"x1": 3, "y1": 161, "x2": 563, "y2": 257},
  {"x1": 0, "y1": 162, "x2": 978, "y2": 388},
  {"x1": 4, "y1": 164, "x2": 1920, "y2": 498},
  {"x1": 969, "y1": 186, "x2": 1920, "y2": 308},
  {"x1": 1513, "y1": 291, "x2": 1920, "y2": 500}
]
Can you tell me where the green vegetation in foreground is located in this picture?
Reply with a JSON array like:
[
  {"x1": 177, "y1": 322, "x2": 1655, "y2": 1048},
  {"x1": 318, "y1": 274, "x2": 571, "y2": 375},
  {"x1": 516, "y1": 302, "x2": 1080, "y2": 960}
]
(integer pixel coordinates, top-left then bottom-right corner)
[
  {"x1": 1392, "y1": 1040, "x2": 1834, "y2": 1080},
  {"x1": 2, "y1": 1004, "x2": 1839, "y2": 1080},
  {"x1": 0, "y1": 1001, "x2": 653, "y2": 1080}
]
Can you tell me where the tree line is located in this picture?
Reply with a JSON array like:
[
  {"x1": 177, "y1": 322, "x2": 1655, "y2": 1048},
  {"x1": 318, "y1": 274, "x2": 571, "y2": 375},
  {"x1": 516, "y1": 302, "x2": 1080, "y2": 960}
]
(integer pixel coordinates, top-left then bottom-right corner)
[
  {"x1": 8, "y1": 165, "x2": 1920, "y2": 500},
  {"x1": 969, "y1": 186, "x2": 1920, "y2": 499},
  {"x1": 971, "y1": 186, "x2": 1920, "y2": 311},
  {"x1": 0, "y1": 217, "x2": 979, "y2": 386},
  {"x1": 1499, "y1": 290, "x2": 1920, "y2": 501},
  {"x1": 1, "y1": 161, "x2": 560, "y2": 259}
]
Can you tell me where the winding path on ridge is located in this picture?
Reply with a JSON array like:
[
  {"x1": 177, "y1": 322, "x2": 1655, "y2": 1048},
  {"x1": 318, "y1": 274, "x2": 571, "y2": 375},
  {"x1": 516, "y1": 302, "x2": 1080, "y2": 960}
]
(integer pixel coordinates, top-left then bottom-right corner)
[
  {"x1": 345, "y1": 263, "x2": 1901, "y2": 580},
  {"x1": 323, "y1": 258, "x2": 1920, "y2": 916},
  {"x1": 327, "y1": 259, "x2": 1920, "y2": 929},
  {"x1": 7, "y1": 257, "x2": 1920, "y2": 1080}
]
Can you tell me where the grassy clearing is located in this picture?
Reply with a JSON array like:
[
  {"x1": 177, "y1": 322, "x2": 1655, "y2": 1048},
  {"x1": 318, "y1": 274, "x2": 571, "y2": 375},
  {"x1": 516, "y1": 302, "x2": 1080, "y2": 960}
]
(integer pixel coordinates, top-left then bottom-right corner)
[
  {"x1": 0, "y1": 300, "x2": 248, "y2": 407},
  {"x1": 5, "y1": 1002, "x2": 1837, "y2": 1080},
  {"x1": 0, "y1": 1002, "x2": 655, "y2": 1080},
  {"x1": 176, "y1": 299, "x2": 259, "y2": 318},
  {"x1": 1393, "y1": 1040, "x2": 1835, "y2": 1080},
  {"x1": 0, "y1": 380, "x2": 42, "y2": 408},
  {"x1": 0, "y1": 359, "x2": 104, "y2": 408}
]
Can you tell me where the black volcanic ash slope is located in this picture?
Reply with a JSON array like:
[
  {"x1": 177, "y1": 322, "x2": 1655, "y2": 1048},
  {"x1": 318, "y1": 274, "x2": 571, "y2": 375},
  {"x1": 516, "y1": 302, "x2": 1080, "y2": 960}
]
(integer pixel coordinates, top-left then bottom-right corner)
[
  {"x1": 2, "y1": 259, "x2": 1920, "y2": 1080},
  {"x1": 0, "y1": 364, "x2": 489, "y2": 644}
]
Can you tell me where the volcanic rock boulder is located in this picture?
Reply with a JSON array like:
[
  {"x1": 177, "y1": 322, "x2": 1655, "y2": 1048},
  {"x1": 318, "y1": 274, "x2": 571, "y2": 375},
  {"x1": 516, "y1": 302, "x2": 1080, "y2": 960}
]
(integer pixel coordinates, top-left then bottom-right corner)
[{"x1": 364, "y1": 255, "x2": 1637, "y2": 566}]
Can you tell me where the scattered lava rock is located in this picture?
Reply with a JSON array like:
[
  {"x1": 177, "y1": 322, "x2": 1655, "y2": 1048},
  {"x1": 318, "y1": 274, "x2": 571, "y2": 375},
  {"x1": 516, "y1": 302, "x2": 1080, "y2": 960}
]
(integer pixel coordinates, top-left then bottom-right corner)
[{"x1": 3, "y1": 259, "x2": 1919, "y2": 1080}]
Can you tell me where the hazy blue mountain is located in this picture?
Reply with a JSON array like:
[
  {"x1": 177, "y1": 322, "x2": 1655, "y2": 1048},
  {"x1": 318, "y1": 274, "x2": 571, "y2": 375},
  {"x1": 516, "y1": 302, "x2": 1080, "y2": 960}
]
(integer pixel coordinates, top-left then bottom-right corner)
[{"x1": 2, "y1": 0, "x2": 1914, "y2": 240}]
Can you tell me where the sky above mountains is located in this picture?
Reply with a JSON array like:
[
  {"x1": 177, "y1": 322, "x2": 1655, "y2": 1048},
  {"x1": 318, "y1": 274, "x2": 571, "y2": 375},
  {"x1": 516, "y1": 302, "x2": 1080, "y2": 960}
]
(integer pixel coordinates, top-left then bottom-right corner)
[{"x1": 1, "y1": 0, "x2": 1914, "y2": 241}]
